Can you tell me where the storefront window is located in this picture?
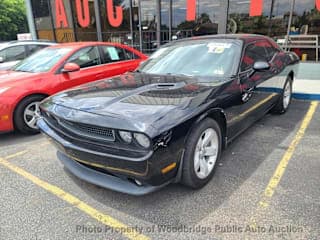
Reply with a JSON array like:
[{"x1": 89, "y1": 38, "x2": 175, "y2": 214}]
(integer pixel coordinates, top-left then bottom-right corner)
[
  {"x1": 228, "y1": 0, "x2": 272, "y2": 35},
  {"x1": 50, "y1": 0, "x2": 75, "y2": 42},
  {"x1": 282, "y1": 0, "x2": 320, "y2": 35},
  {"x1": 140, "y1": 0, "x2": 157, "y2": 31},
  {"x1": 161, "y1": 0, "x2": 221, "y2": 39},
  {"x1": 32, "y1": 0, "x2": 319, "y2": 55},
  {"x1": 99, "y1": 0, "x2": 132, "y2": 44},
  {"x1": 228, "y1": 0, "x2": 320, "y2": 37},
  {"x1": 194, "y1": 0, "x2": 220, "y2": 35},
  {"x1": 32, "y1": 0, "x2": 55, "y2": 41},
  {"x1": 70, "y1": 0, "x2": 97, "y2": 41}
]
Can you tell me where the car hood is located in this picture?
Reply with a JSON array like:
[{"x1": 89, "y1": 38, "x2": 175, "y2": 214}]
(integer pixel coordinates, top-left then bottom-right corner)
[
  {"x1": 0, "y1": 70, "x2": 42, "y2": 87},
  {"x1": 44, "y1": 72, "x2": 227, "y2": 136}
]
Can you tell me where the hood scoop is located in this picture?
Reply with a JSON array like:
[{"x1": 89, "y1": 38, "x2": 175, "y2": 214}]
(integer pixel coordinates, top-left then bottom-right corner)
[
  {"x1": 156, "y1": 83, "x2": 175, "y2": 88},
  {"x1": 155, "y1": 82, "x2": 185, "y2": 90}
]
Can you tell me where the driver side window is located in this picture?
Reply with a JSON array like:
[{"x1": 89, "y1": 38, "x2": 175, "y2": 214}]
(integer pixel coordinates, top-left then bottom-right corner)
[
  {"x1": 241, "y1": 42, "x2": 268, "y2": 72},
  {"x1": 67, "y1": 47, "x2": 101, "y2": 69}
]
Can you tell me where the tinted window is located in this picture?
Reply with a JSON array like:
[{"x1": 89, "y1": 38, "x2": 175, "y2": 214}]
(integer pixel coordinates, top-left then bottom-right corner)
[
  {"x1": 28, "y1": 44, "x2": 48, "y2": 56},
  {"x1": 0, "y1": 46, "x2": 26, "y2": 62},
  {"x1": 241, "y1": 42, "x2": 268, "y2": 71},
  {"x1": 101, "y1": 46, "x2": 127, "y2": 63},
  {"x1": 68, "y1": 47, "x2": 101, "y2": 68},
  {"x1": 263, "y1": 41, "x2": 279, "y2": 61}
]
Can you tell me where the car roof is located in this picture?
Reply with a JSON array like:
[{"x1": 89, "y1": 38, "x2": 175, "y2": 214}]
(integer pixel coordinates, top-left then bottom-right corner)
[
  {"x1": 0, "y1": 40, "x2": 56, "y2": 50},
  {"x1": 173, "y1": 34, "x2": 273, "y2": 45},
  {"x1": 48, "y1": 42, "x2": 125, "y2": 49}
]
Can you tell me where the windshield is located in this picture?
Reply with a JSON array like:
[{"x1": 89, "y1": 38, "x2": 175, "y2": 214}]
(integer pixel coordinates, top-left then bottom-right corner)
[
  {"x1": 12, "y1": 47, "x2": 73, "y2": 73},
  {"x1": 139, "y1": 40, "x2": 241, "y2": 78}
]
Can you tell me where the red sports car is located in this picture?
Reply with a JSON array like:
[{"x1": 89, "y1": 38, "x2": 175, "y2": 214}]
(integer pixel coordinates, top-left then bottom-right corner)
[{"x1": 0, "y1": 42, "x2": 147, "y2": 134}]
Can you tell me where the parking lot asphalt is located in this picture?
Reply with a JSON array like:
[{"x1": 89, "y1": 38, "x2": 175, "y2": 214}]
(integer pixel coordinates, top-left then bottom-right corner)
[{"x1": 0, "y1": 100, "x2": 319, "y2": 240}]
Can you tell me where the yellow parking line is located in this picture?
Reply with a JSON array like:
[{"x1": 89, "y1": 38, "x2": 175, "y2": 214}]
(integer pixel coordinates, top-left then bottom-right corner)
[
  {"x1": 3, "y1": 150, "x2": 29, "y2": 160},
  {"x1": 250, "y1": 101, "x2": 318, "y2": 226},
  {"x1": 0, "y1": 157, "x2": 149, "y2": 240}
]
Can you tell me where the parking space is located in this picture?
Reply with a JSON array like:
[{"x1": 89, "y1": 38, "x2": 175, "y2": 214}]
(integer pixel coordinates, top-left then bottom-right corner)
[{"x1": 0, "y1": 100, "x2": 319, "y2": 240}]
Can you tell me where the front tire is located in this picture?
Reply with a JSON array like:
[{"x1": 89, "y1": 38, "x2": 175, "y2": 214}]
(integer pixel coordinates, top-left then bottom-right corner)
[
  {"x1": 271, "y1": 76, "x2": 292, "y2": 114},
  {"x1": 14, "y1": 95, "x2": 45, "y2": 134},
  {"x1": 181, "y1": 118, "x2": 222, "y2": 189}
]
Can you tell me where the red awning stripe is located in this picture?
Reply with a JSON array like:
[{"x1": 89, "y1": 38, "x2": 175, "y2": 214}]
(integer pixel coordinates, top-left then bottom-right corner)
[
  {"x1": 186, "y1": 0, "x2": 196, "y2": 21},
  {"x1": 250, "y1": 0, "x2": 263, "y2": 17}
]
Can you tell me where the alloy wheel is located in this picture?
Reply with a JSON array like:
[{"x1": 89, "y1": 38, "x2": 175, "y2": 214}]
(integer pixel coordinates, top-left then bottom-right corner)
[
  {"x1": 194, "y1": 128, "x2": 219, "y2": 179},
  {"x1": 283, "y1": 81, "x2": 292, "y2": 110},
  {"x1": 23, "y1": 101, "x2": 40, "y2": 129}
]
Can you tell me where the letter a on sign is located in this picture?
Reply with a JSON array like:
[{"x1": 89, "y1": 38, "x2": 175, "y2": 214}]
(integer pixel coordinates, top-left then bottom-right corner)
[
  {"x1": 186, "y1": 0, "x2": 196, "y2": 21},
  {"x1": 249, "y1": 0, "x2": 263, "y2": 17},
  {"x1": 55, "y1": 0, "x2": 68, "y2": 28},
  {"x1": 316, "y1": 0, "x2": 320, "y2": 11},
  {"x1": 76, "y1": 0, "x2": 90, "y2": 27},
  {"x1": 106, "y1": 0, "x2": 123, "y2": 27}
]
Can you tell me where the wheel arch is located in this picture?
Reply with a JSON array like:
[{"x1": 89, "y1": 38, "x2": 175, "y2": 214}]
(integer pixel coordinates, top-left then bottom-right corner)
[
  {"x1": 184, "y1": 108, "x2": 227, "y2": 149},
  {"x1": 172, "y1": 108, "x2": 228, "y2": 183},
  {"x1": 13, "y1": 93, "x2": 49, "y2": 127},
  {"x1": 204, "y1": 109, "x2": 227, "y2": 149}
]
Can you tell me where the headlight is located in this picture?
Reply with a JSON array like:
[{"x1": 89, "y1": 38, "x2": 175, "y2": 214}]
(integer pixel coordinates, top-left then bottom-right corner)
[
  {"x1": 134, "y1": 133, "x2": 150, "y2": 148},
  {"x1": 0, "y1": 87, "x2": 10, "y2": 95},
  {"x1": 119, "y1": 131, "x2": 132, "y2": 143}
]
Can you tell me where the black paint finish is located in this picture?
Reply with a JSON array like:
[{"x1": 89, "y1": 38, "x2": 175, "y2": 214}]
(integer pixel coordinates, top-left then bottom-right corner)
[{"x1": 38, "y1": 34, "x2": 299, "y2": 195}]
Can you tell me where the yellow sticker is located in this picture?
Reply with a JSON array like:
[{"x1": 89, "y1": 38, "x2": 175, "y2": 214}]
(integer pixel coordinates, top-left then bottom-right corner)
[
  {"x1": 207, "y1": 43, "x2": 231, "y2": 54},
  {"x1": 214, "y1": 47, "x2": 225, "y2": 54}
]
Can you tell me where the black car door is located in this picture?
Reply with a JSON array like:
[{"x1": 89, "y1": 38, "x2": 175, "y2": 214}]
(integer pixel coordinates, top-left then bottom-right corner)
[{"x1": 225, "y1": 40, "x2": 279, "y2": 140}]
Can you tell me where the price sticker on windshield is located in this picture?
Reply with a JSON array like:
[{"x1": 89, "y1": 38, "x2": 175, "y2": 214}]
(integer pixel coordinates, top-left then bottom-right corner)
[{"x1": 207, "y1": 43, "x2": 231, "y2": 54}]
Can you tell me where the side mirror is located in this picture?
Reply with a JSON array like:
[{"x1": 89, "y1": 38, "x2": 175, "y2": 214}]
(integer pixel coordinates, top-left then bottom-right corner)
[
  {"x1": 62, "y1": 63, "x2": 80, "y2": 73},
  {"x1": 253, "y1": 61, "x2": 270, "y2": 71},
  {"x1": 0, "y1": 57, "x2": 4, "y2": 63}
]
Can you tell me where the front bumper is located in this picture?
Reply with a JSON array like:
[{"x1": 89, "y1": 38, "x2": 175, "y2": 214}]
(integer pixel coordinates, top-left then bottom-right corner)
[
  {"x1": 38, "y1": 118, "x2": 182, "y2": 195},
  {"x1": 58, "y1": 151, "x2": 170, "y2": 195}
]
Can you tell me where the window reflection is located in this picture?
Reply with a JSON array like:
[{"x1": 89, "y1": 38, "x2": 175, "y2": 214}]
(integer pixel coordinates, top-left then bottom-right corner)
[{"x1": 228, "y1": 0, "x2": 320, "y2": 36}]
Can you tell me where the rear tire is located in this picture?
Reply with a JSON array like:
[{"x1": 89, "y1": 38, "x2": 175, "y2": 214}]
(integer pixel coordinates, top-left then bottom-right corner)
[
  {"x1": 181, "y1": 118, "x2": 222, "y2": 189},
  {"x1": 14, "y1": 95, "x2": 45, "y2": 134},
  {"x1": 271, "y1": 76, "x2": 292, "y2": 114}
]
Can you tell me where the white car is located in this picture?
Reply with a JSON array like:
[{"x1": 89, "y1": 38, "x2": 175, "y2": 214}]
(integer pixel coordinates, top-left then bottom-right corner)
[{"x1": 0, "y1": 40, "x2": 56, "y2": 70}]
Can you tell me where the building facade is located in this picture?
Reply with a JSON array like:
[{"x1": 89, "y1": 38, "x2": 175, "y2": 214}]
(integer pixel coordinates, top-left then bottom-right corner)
[{"x1": 29, "y1": 0, "x2": 320, "y2": 53}]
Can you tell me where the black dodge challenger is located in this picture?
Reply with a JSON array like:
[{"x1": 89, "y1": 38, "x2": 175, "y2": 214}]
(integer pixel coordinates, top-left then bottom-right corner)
[{"x1": 38, "y1": 34, "x2": 299, "y2": 195}]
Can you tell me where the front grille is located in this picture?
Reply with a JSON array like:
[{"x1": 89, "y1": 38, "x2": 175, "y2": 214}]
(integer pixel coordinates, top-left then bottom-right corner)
[
  {"x1": 43, "y1": 111, "x2": 115, "y2": 142},
  {"x1": 59, "y1": 120, "x2": 115, "y2": 141}
]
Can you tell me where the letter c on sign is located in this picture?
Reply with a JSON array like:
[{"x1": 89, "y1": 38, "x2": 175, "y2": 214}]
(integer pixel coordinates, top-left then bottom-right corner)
[
  {"x1": 76, "y1": 0, "x2": 90, "y2": 28},
  {"x1": 316, "y1": 0, "x2": 320, "y2": 11},
  {"x1": 106, "y1": 0, "x2": 123, "y2": 27}
]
